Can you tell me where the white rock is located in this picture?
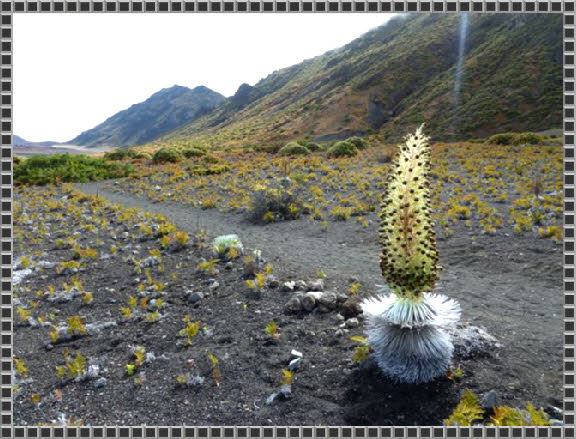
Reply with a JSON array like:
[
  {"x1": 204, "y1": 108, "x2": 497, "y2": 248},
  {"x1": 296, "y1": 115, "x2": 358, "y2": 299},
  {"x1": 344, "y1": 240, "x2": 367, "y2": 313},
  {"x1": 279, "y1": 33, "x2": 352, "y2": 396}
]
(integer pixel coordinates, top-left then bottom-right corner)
[
  {"x1": 291, "y1": 349, "x2": 303, "y2": 358},
  {"x1": 345, "y1": 318, "x2": 360, "y2": 328}
]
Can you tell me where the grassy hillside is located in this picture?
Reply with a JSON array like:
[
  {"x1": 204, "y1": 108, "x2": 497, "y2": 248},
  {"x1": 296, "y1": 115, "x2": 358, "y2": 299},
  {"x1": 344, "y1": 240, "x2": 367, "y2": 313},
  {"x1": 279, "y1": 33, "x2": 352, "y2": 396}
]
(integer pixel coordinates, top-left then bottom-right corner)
[
  {"x1": 71, "y1": 85, "x2": 226, "y2": 148},
  {"x1": 156, "y1": 14, "x2": 561, "y2": 149}
]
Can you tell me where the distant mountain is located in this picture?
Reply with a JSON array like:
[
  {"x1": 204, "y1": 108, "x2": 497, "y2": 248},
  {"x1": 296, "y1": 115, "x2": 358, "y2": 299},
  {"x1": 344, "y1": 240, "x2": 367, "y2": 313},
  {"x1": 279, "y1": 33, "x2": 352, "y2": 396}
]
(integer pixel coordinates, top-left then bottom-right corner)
[
  {"x1": 70, "y1": 85, "x2": 226, "y2": 148},
  {"x1": 13, "y1": 135, "x2": 62, "y2": 147},
  {"x1": 160, "y1": 14, "x2": 562, "y2": 147}
]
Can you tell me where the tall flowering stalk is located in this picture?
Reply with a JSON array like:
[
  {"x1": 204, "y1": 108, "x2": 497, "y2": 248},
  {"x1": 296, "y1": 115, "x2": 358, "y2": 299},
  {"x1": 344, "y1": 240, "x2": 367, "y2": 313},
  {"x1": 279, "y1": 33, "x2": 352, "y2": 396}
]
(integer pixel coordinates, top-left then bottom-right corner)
[{"x1": 362, "y1": 125, "x2": 460, "y2": 384}]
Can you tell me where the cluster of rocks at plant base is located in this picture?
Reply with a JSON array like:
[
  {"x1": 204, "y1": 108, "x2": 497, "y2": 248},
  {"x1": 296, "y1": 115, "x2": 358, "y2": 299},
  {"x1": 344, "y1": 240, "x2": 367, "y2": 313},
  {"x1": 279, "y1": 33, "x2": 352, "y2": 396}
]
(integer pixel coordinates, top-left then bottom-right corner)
[{"x1": 282, "y1": 279, "x2": 363, "y2": 327}]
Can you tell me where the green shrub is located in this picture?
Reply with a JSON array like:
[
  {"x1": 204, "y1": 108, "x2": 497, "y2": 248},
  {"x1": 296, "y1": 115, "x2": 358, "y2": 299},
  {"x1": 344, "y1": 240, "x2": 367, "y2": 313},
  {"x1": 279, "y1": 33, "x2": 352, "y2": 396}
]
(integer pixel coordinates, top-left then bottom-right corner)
[
  {"x1": 488, "y1": 132, "x2": 544, "y2": 146},
  {"x1": 253, "y1": 143, "x2": 284, "y2": 154},
  {"x1": 105, "y1": 148, "x2": 138, "y2": 161},
  {"x1": 327, "y1": 140, "x2": 358, "y2": 158},
  {"x1": 296, "y1": 139, "x2": 322, "y2": 152},
  {"x1": 278, "y1": 142, "x2": 311, "y2": 156},
  {"x1": 247, "y1": 186, "x2": 305, "y2": 223},
  {"x1": 182, "y1": 147, "x2": 206, "y2": 158},
  {"x1": 134, "y1": 152, "x2": 152, "y2": 160},
  {"x1": 14, "y1": 153, "x2": 133, "y2": 186},
  {"x1": 14, "y1": 156, "x2": 23, "y2": 166},
  {"x1": 512, "y1": 132, "x2": 544, "y2": 145},
  {"x1": 487, "y1": 133, "x2": 516, "y2": 145},
  {"x1": 346, "y1": 136, "x2": 369, "y2": 150},
  {"x1": 152, "y1": 147, "x2": 182, "y2": 164}
]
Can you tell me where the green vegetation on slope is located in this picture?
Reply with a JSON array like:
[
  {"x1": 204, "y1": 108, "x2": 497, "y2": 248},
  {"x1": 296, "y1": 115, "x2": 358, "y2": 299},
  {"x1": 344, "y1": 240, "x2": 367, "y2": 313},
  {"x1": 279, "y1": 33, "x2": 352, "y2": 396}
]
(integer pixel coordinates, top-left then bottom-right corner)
[
  {"x1": 14, "y1": 154, "x2": 133, "y2": 186},
  {"x1": 155, "y1": 14, "x2": 561, "y2": 149}
]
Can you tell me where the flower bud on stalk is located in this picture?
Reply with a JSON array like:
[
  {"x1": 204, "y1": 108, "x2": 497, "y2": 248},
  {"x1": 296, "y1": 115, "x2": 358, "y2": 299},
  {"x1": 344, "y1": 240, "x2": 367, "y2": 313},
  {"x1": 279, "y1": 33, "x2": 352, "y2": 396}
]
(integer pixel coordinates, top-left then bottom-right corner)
[{"x1": 362, "y1": 125, "x2": 461, "y2": 384}]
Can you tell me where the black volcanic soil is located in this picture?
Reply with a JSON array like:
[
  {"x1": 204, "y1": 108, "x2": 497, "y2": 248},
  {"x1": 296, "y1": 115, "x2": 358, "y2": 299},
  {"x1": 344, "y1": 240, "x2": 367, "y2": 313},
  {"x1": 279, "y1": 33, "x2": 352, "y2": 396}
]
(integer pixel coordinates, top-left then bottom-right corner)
[{"x1": 12, "y1": 183, "x2": 563, "y2": 426}]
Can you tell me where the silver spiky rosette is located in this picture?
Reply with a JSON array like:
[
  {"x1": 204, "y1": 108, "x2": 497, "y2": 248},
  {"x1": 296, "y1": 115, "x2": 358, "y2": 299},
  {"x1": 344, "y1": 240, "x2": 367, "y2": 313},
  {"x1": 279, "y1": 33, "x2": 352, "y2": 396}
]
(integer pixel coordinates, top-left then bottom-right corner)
[
  {"x1": 362, "y1": 292, "x2": 461, "y2": 329},
  {"x1": 361, "y1": 292, "x2": 461, "y2": 384}
]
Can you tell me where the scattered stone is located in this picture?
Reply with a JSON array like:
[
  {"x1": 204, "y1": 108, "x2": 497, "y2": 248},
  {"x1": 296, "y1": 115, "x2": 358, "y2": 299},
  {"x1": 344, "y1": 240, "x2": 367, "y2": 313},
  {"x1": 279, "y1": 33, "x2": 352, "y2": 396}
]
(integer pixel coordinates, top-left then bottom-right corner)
[
  {"x1": 36, "y1": 261, "x2": 57, "y2": 269},
  {"x1": 452, "y1": 323, "x2": 501, "y2": 359},
  {"x1": 209, "y1": 281, "x2": 220, "y2": 292},
  {"x1": 281, "y1": 281, "x2": 296, "y2": 293},
  {"x1": 295, "y1": 280, "x2": 308, "y2": 291},
  {"x1": 288, "y1": 357, "x2": 302, "y2": 371},
  {"x1": 317, "y1": 292, "x2": 338, "y2": 310},
  {"x1": 480, "y1": 390, "x2": 500, "y2": 410},
  {"x1": 307, "y1": 279, "x2": 324, "y2": 292},
  {"x1": 302, "y1": 292, "x2": 322, "y2": 312},
  {"x1": 316, "y1": 304, "x2": 331, "y2": 313},
  {"x1": 291, "y1": 349, "x2": 303, "y2": 358},
  {"x1": 340, "y1": 298, "x2": 363, "y2": 319},
  {"x1": 13, "y1": 269, "x2": 33, "y2": 286},
  {"x1": 284, "y1": 297, "x2": 302, "y2": 313},
  {"x1": 187, "y1": 292, "x2": 204, "y2": 305},
  {"x1": 549, "y1": 419, "x2": 563, "y2": 426},
  {"x1": 267, "y1": 275, "x2": 279, "y2": 288},
  {"x1": 548, "y1": 406, "x2": 563, "y2": 417},
  {"x1": 345, "y1": 318, "x2": 360, "y2": 329},
  {"x1": 224, "y1": 262, "x2": 234, "y2": 270},
  {"x1": 335, "y1": 329, "x2": 347, "y2": 337},
  {"x1": 266, "y1": 384, "x2": 292, "y2": 405}
]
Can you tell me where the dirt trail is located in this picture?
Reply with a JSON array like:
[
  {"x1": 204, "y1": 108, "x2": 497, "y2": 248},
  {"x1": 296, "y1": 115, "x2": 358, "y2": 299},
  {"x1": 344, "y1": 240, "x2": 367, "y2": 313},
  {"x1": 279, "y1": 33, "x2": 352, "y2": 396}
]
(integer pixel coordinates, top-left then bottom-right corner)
[{"x1": 77, "y1": 182, "x2": 564, "y2": 410}]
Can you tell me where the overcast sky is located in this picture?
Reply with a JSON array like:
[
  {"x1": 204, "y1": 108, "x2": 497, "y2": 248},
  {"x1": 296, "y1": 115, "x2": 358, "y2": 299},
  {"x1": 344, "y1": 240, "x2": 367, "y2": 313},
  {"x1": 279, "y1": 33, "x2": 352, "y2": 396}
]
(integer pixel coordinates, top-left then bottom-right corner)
[{"x1": 14, "y1": 14, "x2": 394, "y2": 143}]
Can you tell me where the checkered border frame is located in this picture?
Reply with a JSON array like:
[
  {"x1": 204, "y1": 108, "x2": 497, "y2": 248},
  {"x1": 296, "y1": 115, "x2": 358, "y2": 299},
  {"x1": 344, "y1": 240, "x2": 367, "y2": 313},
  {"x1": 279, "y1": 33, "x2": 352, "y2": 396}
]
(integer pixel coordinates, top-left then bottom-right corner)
[{"x1": 0, "y1": 0, "x2": 573, "y2": 437}]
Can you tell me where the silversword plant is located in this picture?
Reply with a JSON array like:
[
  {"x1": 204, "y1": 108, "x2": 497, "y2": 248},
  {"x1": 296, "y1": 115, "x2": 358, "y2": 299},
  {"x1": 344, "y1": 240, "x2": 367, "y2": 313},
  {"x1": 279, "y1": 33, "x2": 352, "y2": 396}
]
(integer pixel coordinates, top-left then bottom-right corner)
[{"x1": 362, "y1": 125, "x2": 461, "y2": 383}]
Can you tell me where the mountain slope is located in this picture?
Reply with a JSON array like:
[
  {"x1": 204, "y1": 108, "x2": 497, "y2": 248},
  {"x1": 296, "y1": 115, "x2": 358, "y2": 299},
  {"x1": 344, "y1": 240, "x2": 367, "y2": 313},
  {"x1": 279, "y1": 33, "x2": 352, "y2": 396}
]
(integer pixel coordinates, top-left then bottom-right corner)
[
  {"x1": 160, "y1": 14, "x2": 561, "y2": 148},
  {"x1": 71, "y1": 85, "x2": 226, "y2": 147},
  {"x1": 14, "y1": 135, "x2": 62, "y2": 147}
]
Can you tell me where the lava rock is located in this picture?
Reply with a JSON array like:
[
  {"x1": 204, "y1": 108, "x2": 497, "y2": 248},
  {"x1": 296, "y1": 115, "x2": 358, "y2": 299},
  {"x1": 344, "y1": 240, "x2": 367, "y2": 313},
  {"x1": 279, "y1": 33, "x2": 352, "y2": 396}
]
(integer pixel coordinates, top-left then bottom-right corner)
[
  {"x1": 308, "y1": 279, "x2": 325, "y2": 292},
  {"x1": 302, "y1": 292, "x2": 322, "y2": 312},
  {"x1": 281, "y1": 281, "x2": 296, "y2": 293},
  {"x1": 295, "y1": 280, "x2": 308, "y2": 291},
  {"x1": 317, "y1": 292, "x2": 338, "y2": 310},
  {"x1": 452, "y1": 323, "x2": 501, "y2": 359},
  {"x1": 187, "y1": 292, "x2": 204, "y2": 305},
  {"x1": 267, "y1": 276, "x2": 279, "y2": 288},
  {"x1": 480, "y1": 390, "x2": 500, "y2": 410},
  {"x1": 288, "y1": 357, "x2": 302, "y2": 371},
  {"x1": 94, "y1": 377, "x2": 107, "y2": 389},
  {"x1": 345, "y1": 318, "x2": 360, "y2": 329},
  {"x1": 284, "y1": 296, "x2": 302, "y2": 314},
  {"x1": 340, "y1": 298, "x2": 363, "y2": 318}
]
